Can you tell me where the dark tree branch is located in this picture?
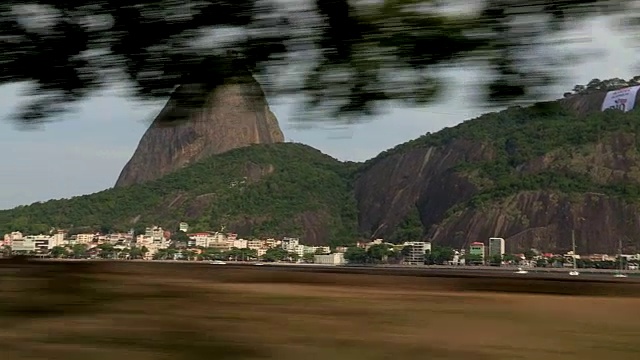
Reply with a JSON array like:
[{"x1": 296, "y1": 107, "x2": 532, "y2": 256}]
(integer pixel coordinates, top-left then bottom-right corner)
[{"x1": 0, "y1": 0, "x2": 636, "y2": 125}]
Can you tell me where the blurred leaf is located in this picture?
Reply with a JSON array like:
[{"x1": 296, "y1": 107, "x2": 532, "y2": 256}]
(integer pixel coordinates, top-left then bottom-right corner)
[{"x1": 0, "y1": 0, "x2": 638, "y2": 124}]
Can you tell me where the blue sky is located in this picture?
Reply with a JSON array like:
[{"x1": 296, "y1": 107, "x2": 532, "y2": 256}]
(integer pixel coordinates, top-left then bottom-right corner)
[{"x1": 0, "y1": 16, "x2": 638, "y2": 210}]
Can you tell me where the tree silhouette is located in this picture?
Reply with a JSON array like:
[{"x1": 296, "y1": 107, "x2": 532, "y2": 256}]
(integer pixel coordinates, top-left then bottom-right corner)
[{"x1": 0, "y1": 0, "x2": 636, "y2": 124}]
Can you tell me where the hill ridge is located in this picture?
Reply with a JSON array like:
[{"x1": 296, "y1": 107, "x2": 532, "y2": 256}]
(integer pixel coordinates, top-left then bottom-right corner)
[{"x1": 5, "y1": 80, "x2": 640, "y2": 253}]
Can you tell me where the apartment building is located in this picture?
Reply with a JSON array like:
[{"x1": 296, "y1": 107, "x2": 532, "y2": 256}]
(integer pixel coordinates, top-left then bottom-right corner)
[
  {"x1": 75, "y1": 233, "x2": 96, "y2": 244},
  {"x1": 403, "y1": 241, "x2": 432, "y2": 265},
  {"x1": 306, "y1": 246, "x2": 330, "y2": 255},
  {"x1": 189, "y1": 233, "x2": 212, "y2": 248},
  {"x1": 282, "y1": 237, "x2": 305, "y2": 257},
  {"x1": 11, "y1": 238, "x2": 36, "y2": 252},
  {"x1": 2, "y1": 231, "x2": 24, "y2": 247},
  {"x1": 469, "y1": 242, "x2": 485, "y2": 262},
  {"x1": 232, "y1": 239, "x2": 248, "y2": 249},
  {"x1": 314, "y1": 253, "x2": 345, "y2": 265},
  {"x1": 488, "y1": 237, "x2": 505, "y2": 258}
]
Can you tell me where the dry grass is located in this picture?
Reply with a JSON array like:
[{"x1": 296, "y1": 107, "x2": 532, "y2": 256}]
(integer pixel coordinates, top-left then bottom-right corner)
[{"x1": 1, "y1": 260, "x2": 640, "y2": 360}]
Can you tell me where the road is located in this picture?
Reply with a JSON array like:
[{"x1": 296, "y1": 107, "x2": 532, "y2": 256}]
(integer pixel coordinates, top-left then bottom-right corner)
[
  {"x1": 33, "y1": 258, "x2": 640, "y2": 283},
  {"x1": 216, "y1": 263, "x2": 640, "y2": 283}
]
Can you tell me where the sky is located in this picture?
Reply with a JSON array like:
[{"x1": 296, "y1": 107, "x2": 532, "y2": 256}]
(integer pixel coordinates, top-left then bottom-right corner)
[{"x1": 0, "y1": 16, "x2": 639, "y2": 210}]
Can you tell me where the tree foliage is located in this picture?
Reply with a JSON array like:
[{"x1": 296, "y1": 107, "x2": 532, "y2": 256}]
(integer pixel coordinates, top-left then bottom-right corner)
[
  {"x1": 0, "y1": 0, "x2": 637, "y2": 124},
  {"x1": 387, "y1": 205, "x2": 423, "y2": 243},
  {"x1": 344, "y1": 246, "x2": 368, "y2": 263},
  {"x1": 464, "y1": 253, "x2": 484, "y2": 264},
  {"x1": 171, "y1": 230, "x2": 190, "y2": 243},
  {"x1": 565, "y1": 77, "x2": 640, "y2": 97},
  {"x1": 262, "y1": 247, "x2": 291, "y2": 262},
  {"x1": 424, "y1": 245, "x2": 454, "y2": 265}
]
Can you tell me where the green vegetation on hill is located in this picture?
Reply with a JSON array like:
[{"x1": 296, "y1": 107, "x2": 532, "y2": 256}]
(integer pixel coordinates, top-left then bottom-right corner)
[
  {"x1": 364, "y1": 78, "x2": 640, "y2": 168},
  {"x1": 5, "y1": 81, "x2": 640, "y2": 244},
  {"x1": 361, "y1": 91, "x2": 640, "y2": 210},
  {"x1": 565, "y1": 77, "x2": 640, "y2": 96},
  {"x1": 0, "y1": 143, "x2": 358, "y2": 245},
  {"x1": 451, "y1": 104, "x2": 640, "y2": 207},
  {"x1": 387, "y1": 205, "x2": 424, "y2": 243}
]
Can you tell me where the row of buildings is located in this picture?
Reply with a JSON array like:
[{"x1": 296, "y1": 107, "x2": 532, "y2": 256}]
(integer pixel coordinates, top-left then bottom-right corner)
[
  {"x1": 1, "y1": 224, "x2": 427, "y2": 264},
  {"x1": 1, "y1": 225, "x2": 334, "y2": 261},
  {"x1": 469, "y1": 237, "x2": 506, "y2": 261},
  {"x1": 7, "y1": 223, "x2": 635, "y2": 266},
  {"x1": 0, "y1": 226, "x2": 558, "y2": 266}
]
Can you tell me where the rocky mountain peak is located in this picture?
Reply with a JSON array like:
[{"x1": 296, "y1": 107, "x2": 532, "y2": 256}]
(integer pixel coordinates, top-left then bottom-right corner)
[{"x1": 115, "y1": 73, "x2": 284, "y2": 188}]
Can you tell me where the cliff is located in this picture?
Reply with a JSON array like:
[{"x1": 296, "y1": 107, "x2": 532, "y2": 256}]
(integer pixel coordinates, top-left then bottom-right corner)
[
  {"x1": 354, "y1": 88, "x2": 640, "y2": 254},
  {"x1": 115, "y1": 74, "x2": 284, "y2": 187}
]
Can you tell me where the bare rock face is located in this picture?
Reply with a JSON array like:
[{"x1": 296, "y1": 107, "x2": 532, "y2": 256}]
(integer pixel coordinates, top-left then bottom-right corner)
[
  {"x1": 354, "y1": 140, "x2": 495, "y2": 239},
  {"x1": 115, "y1": 75, "x2": 284, "y2": 188},
  {"x1": 426, "y1": 191, "x2": 640, "y2": 255},
  {"x1": 357, "y1": 135, "x2": 640, "y2": 254},
  {"x1": 355, "y1": 89, "x2": 640, "y2": 254}
]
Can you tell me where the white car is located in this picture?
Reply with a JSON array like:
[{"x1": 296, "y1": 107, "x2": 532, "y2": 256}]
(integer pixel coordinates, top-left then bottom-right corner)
[
  {"x1": 253, "y1": 262, "x2": 265, "y2": 266},
  {"x1": 210, "y1": 260, "x2": 227, "y2": 265},
  {"x1": 514, "y1": 267, "x2": 528, "y2": 274}
]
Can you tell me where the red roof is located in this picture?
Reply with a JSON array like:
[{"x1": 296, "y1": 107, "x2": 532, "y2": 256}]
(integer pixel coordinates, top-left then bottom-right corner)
[{"x1": 471, "y1": 242, "x2": 484, "y2": 246}]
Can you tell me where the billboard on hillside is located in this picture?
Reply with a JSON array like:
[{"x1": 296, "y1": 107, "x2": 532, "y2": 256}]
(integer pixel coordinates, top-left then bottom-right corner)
[{"x1": 601, "y1": 85, "x2": 640, "y2": 112}]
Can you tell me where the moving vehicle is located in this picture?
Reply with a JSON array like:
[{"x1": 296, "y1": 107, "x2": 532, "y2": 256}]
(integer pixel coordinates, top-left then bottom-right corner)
[
  {"x1": 568, "y1": 231, "x2": 579, "y2": 277},
  {"x1": 614, "y1": 239, "x2": 628, "y2": 278},
  {"x1": 514, "y1": 267, "x2": 528, "y2": 274}
]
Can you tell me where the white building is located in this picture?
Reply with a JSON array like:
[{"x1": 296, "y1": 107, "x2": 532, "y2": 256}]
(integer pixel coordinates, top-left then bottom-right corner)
[
  {"x1": 232, "y1": 239, "x2": 248, "y2": 249},
  {"x1": 11, "y1": 238, "x2": 36, "y2": 252},
  {"x1": 75, "y1": 233, "x2": 96, "y2": 244},
  {"x1": 3, "y1": 231, "x2": 23, "y2": 246},
  {"x1": 488, "y1": 237, "x2": 506, "y2": 257},
  {"x1": 304, "y1": 246, "x2": 330, "y2": 254},
  {"x1": 20, "y1": 234, "x2": 56, "y2": 251},
  {"x1": 189, "y1": 233, "x2": 212, "y2": 248},
  {"x1": 403, "y1": 241, "x2": 432, "y2": 265},
  {"x1": 187, "y1": 232, "x2": 230, "y2": 248},
  {"x1": 145, "y1": 226, "x2": 165, "y2": 240},
  {"x1": 281, "y1": 237, "x2": 300, "y2": 251},
  {"x1": 49, "y1": 232, "x2": 65, "y2": 248},
  {"x1": 179, "y1": 222, "x2": 189, "y2": 232},
  {"x1": 282, "y1": 237, "x2": 305, "y2": 257},
  {"x1": 246, "y1": 239, "x2": 278, "y2": 256},
  {"x1": 314, "y1": 253, "x2": 345, "y2": 265}
]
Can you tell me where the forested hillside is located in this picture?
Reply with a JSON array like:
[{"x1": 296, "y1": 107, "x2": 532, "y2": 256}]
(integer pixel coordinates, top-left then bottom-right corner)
[
  {"x1": 354, "y1": 81, "x2": 640, "y2": 253},
  {"x1": 0, "y1": 143, "x2": 358, "y2": 246}
]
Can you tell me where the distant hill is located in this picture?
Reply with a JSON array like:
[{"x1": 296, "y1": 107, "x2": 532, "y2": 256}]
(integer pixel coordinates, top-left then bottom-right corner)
[
  {"x1": 0, "y1": 143, "x2": 358, "y2": 246},
  {"x1": 355, "y1": 93, "x2": 640, "y2": 254},
  {"x1": 6, "y1": 79, "x2": 640, "y2": 253}
]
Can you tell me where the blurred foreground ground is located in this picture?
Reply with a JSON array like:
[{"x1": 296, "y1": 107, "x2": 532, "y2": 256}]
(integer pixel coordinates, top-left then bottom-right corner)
[{"x1": 1, "y1": 260, "x2": 640, "y2": 360}]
